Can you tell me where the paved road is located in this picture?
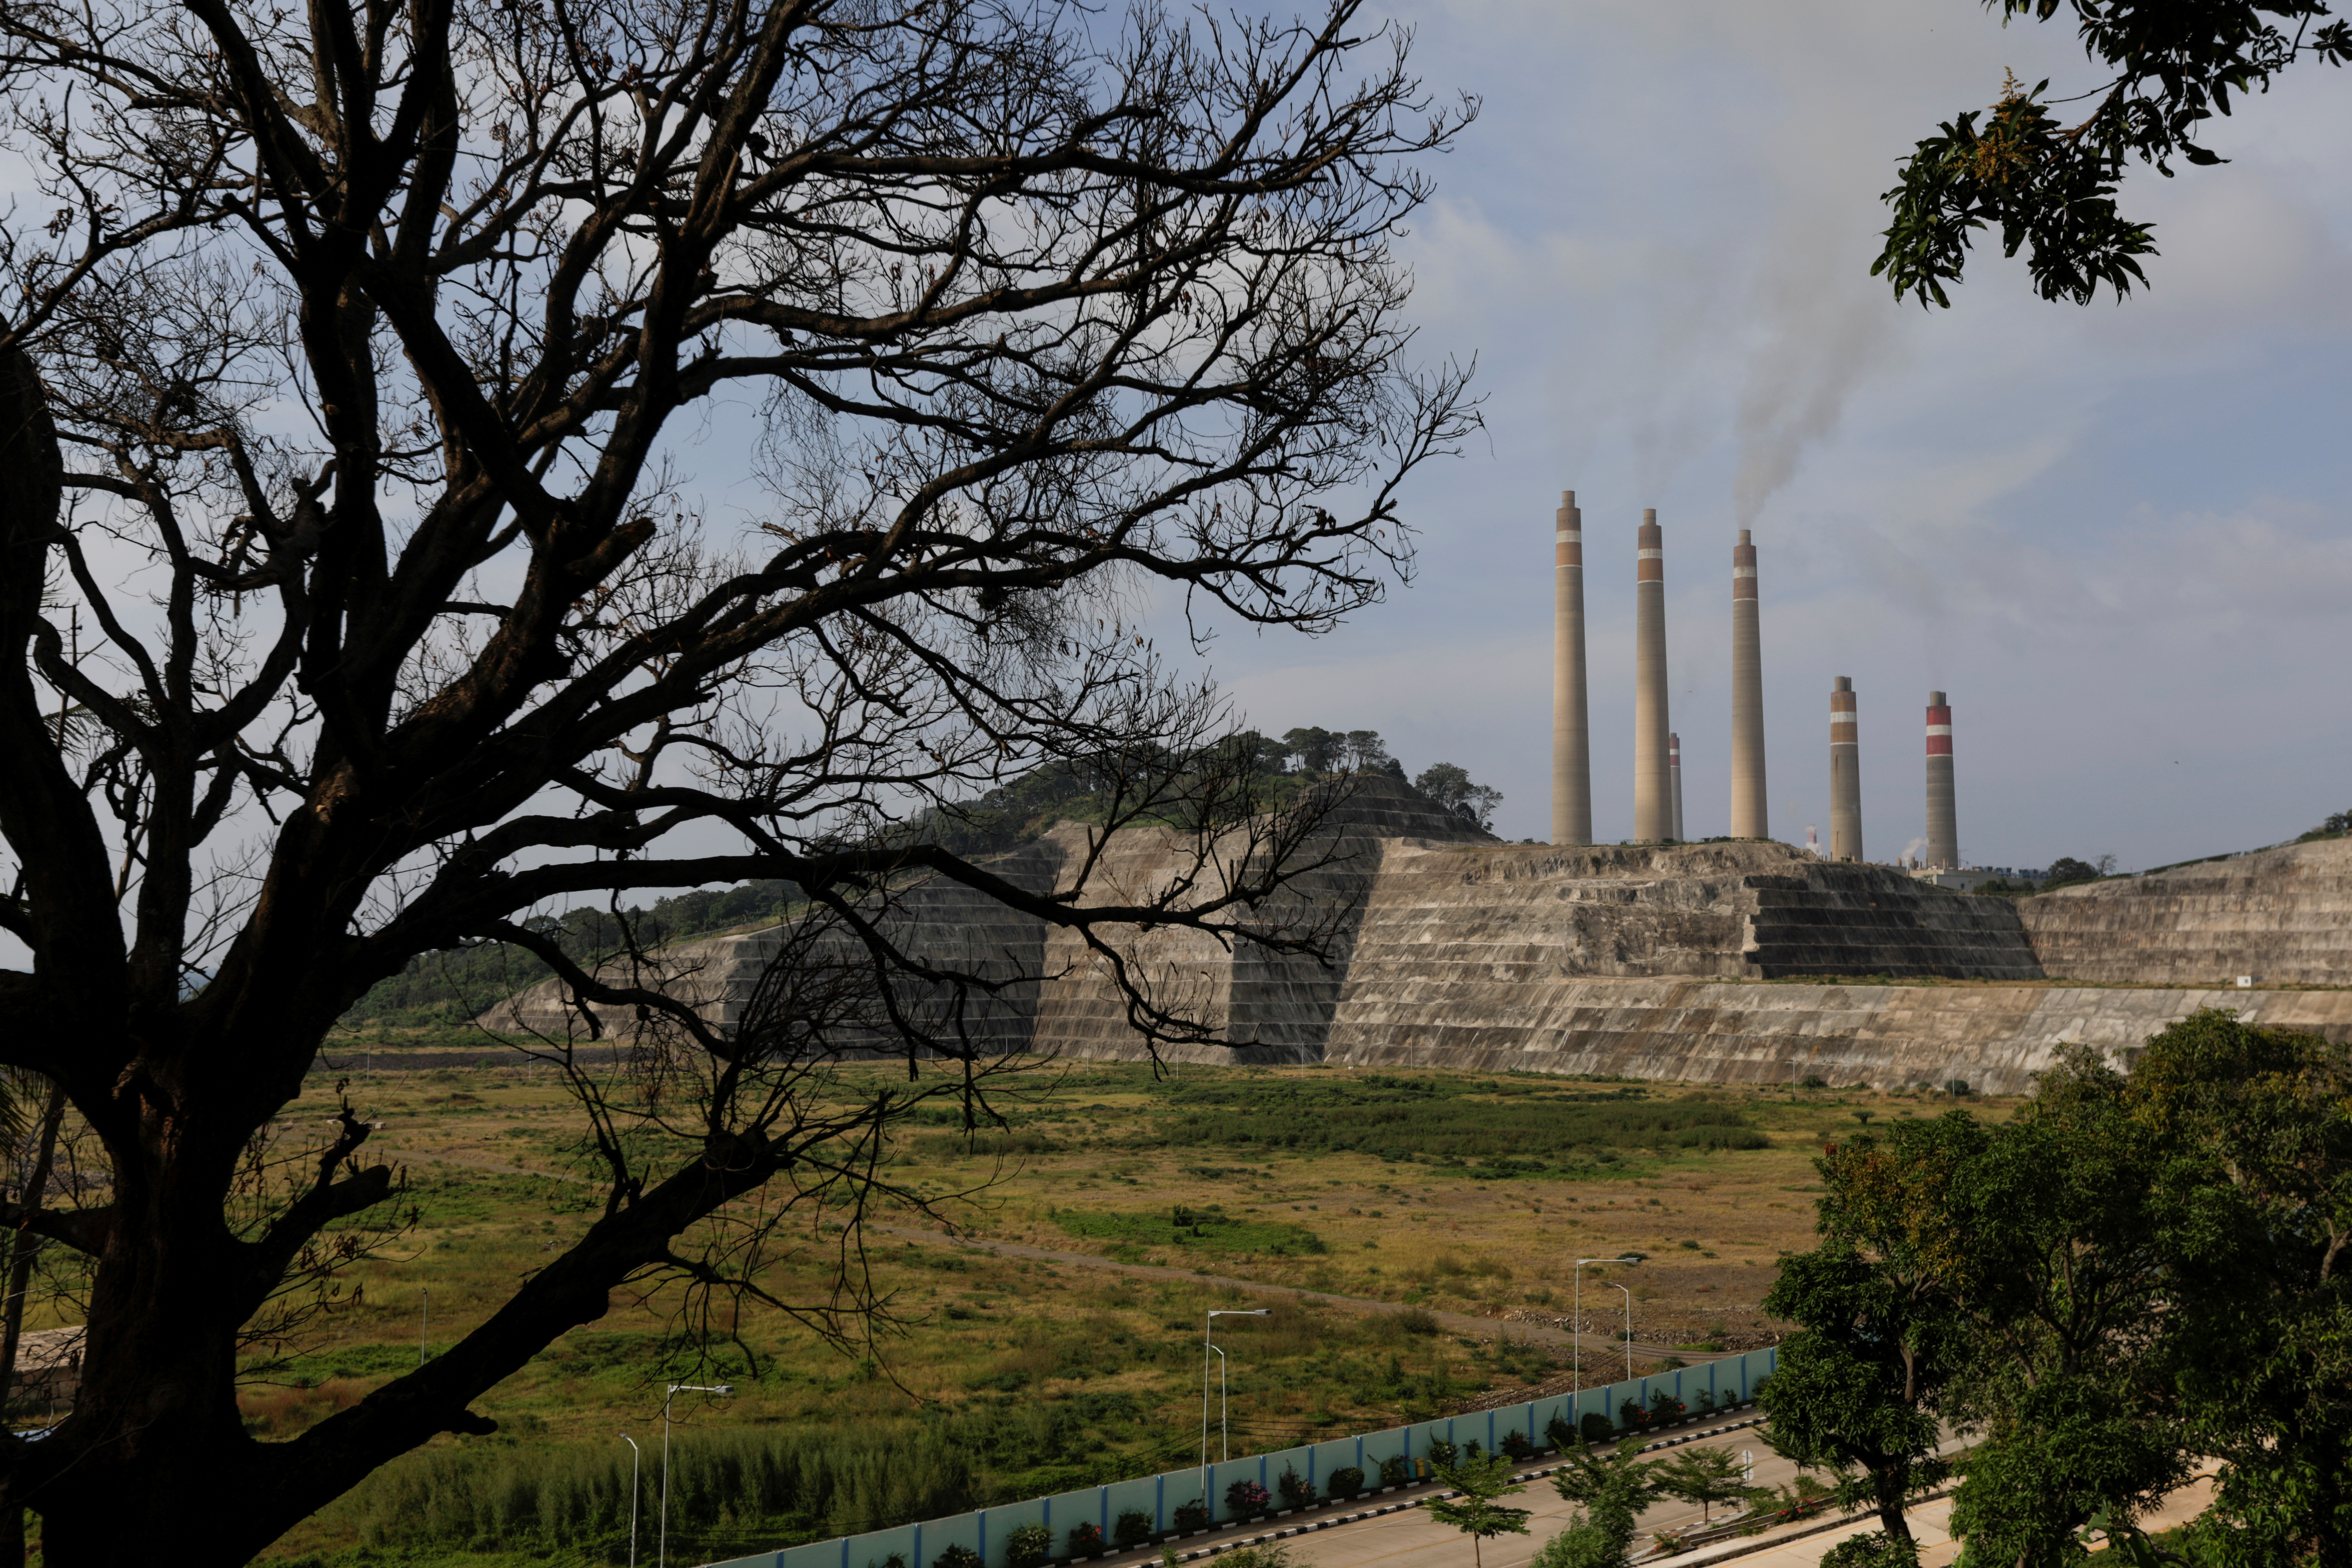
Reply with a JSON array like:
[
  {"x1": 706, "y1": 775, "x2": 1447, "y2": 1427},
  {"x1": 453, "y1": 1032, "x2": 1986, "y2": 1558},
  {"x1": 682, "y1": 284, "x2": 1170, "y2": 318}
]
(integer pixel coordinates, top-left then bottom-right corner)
[
  {"x1": 1074, "y1": 1414, "x2": 1813, "y2": 1568},
  {"x1": 1119, "y1": 1422, "x2": 1975, "y2": 1568}
]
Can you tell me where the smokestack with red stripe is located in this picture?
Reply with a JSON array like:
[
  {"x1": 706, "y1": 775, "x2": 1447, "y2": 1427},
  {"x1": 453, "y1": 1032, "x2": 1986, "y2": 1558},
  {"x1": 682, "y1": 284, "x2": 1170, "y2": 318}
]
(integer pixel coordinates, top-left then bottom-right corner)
[
  {"x1": 1633, "y1": 509, "x2": 1673, "y2": 841},
  {"x1": 1729, "y1": 530, "x2": 1768, "y2": 838},
  {"x1": 1669, "y1": 732, "x2": 1685, "y2": 842},
  {"x1": 1925, "y1": 691, "x2": 1958, "y2": 869},
  {"x1": 1829, "y1": 677, "x2": 1862, "y2": 862},
  {"x1": 1551, "y1": 491, "x2": 1592, "y2": 845}
]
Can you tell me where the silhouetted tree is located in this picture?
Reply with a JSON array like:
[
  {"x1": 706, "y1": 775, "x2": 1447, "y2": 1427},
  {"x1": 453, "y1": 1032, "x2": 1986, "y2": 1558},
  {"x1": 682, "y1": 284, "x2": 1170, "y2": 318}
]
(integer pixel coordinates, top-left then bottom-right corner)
[{"x1": 0, "y1": 0, "x2": 1476, "y2": 1558}]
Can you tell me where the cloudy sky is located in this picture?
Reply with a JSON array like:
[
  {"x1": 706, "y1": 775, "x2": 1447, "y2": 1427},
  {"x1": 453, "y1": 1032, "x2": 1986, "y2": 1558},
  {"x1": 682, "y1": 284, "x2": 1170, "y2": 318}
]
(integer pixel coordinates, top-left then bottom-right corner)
[{"x1": 1190, "y1": 0, "x2": 2352, "y2": 869}]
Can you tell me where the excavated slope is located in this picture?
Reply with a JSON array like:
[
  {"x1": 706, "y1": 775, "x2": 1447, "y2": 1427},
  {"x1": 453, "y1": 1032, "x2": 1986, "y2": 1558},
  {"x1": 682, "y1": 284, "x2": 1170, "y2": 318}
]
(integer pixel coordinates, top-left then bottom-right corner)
[
  {"x1": 2017, "y1": 836, "x2": 2352, "y2": 986},
  {"x1": 479, "y1": 789, "x2": 2352, "y2": 1091}
]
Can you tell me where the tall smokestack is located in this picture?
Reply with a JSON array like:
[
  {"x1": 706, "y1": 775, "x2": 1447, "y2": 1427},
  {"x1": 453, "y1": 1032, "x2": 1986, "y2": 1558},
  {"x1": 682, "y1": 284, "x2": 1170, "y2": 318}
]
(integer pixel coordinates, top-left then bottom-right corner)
[
  {"x1": 1829, "y1": 676, "x2": 1862, "y2": 862},
  {"x1": 1633, "y1": 509, "x2": 1672, "y2": 841},
  {"x1": 1729, "y1": 529, "x2": 1768, "y2": 838},
  {"x1": 1668, "y1": 732, "x2": 1685, "y2": 841},
  {"x1": 1925, "y1": 691, "x2": 1958, "y2": 869},
  {"x1": 1550, "y1": 492, "x2": 1591, "y2": 845}
]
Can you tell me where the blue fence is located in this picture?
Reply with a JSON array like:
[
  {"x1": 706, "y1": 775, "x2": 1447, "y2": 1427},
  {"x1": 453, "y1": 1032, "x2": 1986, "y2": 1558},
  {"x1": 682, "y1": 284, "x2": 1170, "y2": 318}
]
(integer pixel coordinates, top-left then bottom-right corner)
[{"x1": 707, "y1": 1346, "x2": 1776, "y2": 1568}]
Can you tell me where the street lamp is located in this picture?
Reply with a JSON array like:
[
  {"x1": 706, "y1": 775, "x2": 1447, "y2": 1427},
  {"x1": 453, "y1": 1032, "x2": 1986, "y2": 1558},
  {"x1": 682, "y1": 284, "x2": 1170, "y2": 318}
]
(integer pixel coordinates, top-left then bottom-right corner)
[
  {"x1": 1203, "y1": 1309, "x2": 1270, "y2": 1518},
  {"x1": 1572, "y1": 1256, "x2": 1641, "y2": 1398},
  {"x1": 660, "y1": 1382, "x2": 734, "y2": 1568},
  {"x1": 621, "y1": 1432, "x2": 641, "y2": 1568}
]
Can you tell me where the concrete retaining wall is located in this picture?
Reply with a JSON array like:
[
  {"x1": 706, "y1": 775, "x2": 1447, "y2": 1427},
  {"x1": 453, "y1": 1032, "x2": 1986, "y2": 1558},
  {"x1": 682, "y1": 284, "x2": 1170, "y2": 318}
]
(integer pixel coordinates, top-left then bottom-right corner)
[{"x1": 479, "y1": 787, "x2": 2352, "y2": 1091}]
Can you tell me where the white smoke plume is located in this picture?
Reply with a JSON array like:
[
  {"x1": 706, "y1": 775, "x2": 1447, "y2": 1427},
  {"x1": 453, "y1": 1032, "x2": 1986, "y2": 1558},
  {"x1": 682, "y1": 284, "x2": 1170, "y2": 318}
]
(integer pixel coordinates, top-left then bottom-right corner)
[{"x1": 1731, "y1": 209, "x2": 1898, "y2": 528}]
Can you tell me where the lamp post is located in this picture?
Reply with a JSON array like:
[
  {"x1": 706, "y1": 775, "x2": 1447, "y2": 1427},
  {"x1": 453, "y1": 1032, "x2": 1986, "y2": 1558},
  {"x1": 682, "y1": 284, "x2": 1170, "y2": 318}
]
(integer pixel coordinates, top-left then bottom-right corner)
[
  {"x1": 621, "y1": 1432, "x2": 641, "y2": 1568},
  {"x1": 660, "y1": 1382, "x2": 734, "y2": 1568},
  {"x1": 1203, "y1": 1309, "x2": 1269, "y2": 1520},
  {"x1": 1572, "y1": 1256, "x2": 1640, "y2": 1398}
]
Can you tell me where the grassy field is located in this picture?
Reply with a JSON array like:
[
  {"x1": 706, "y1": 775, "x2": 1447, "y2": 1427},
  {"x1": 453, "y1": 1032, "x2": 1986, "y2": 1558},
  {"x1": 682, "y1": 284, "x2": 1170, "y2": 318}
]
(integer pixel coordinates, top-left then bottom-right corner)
[{"x1": 87, "y1": 1056, "x2": 2012, "y2": 1567}]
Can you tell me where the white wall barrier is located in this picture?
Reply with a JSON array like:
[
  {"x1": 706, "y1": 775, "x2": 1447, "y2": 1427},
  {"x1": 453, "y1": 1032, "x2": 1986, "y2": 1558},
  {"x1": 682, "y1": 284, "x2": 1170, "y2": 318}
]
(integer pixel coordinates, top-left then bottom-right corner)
[{"x1": 707, "y1": 1347, "x2": 1775, "y2": 1568}]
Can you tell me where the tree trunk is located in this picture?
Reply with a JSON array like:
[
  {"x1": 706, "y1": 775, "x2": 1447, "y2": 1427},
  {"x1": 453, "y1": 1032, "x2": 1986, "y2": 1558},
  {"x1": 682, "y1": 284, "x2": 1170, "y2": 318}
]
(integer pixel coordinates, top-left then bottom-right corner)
[
  {"x1": 22, "y1": 1105, "x2": 275, "y2": 1568},
  {"x1": 0, "y1": 1082, "x2": 68, "y2": 1568},
  {"x1": 1873, "y1": 1469, "x2": 1913, "y2": 1542}
]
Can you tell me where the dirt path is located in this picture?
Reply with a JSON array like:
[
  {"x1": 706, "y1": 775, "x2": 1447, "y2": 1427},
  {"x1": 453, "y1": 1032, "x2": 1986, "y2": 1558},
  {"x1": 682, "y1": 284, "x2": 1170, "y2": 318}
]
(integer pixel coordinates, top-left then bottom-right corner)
[{"x1": 380, "y1": 1144, "x2": 1694, "y2": 1363}]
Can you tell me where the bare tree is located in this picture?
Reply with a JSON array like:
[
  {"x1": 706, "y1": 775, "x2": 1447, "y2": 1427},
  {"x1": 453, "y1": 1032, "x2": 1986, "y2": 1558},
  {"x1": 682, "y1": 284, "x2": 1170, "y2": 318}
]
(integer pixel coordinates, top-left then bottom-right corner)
[{"x1": 0, "y1": 0, "x2": 1476, "y2": 1559}]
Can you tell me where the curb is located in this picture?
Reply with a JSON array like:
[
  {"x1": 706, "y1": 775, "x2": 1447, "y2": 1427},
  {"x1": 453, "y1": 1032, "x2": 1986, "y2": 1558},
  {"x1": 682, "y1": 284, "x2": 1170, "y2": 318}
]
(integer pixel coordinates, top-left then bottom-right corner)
[
  {"x1": 1155, "y1": 1411, "x2": 1770, "y2": 1564},
  {"x1": 1633, "y1": 1488, "x2": 1958, "y2": 1567}
]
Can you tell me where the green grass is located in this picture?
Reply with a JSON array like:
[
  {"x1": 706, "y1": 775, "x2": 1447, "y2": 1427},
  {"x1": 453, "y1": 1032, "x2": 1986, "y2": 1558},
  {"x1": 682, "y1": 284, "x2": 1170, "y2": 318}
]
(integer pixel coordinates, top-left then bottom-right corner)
[{"x1": 1147, "y1": 1076, "x2": 1770, "y2": 1165}]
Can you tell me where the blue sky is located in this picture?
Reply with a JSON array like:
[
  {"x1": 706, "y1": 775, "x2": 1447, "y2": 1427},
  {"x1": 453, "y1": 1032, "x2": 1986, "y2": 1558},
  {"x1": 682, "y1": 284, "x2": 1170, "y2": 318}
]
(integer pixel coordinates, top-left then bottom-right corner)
[{"x1": 1178, "y1": 0, "x2": 2352, "y2": 869}]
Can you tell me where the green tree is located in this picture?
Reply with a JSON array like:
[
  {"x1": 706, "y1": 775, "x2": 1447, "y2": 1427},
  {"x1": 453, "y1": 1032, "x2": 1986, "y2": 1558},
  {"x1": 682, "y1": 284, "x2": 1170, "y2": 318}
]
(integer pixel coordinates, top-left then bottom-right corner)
[
  {"x1": 2042, "y1": 856, "x2": 2104, "y2": 889},
  {"x1": 1651, "y1": 1444, "x2": 1762, "y2": 1525},
  {"x1": 1413, "y1": 762, "x2": 1503, "y2": 829},
  {"x1": 1426, "y1": 1452, "x2": 1533, "y2": 1568},
  {"x1": 1535, "y1": 1441, "x2": 1661, "y2": 1568},
  {"x1": 1282, "y1": 727, "x2": 1343, "y2": 775},
  {"x1": 1876, "y1": 2, "x2": 2352, "y2": 307},
  {"x1": 1766, "y1": 1115, "x2": 1977, "y2": 1539},
  {"x1": 1939, "y1": 1049, "x2": 2188, "y2": 1564},
  {"x1": 2130, "y1": 1010, "x2": 2352, "y2": 1568}
]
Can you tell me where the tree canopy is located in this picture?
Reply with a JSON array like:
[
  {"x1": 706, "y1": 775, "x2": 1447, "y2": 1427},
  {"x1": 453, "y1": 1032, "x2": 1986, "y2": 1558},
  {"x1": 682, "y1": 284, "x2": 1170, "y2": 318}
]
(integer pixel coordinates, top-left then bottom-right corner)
[
  {"x1": 1875, "y1": 2, "x2": 2352, "y2": 307},
  {"x1": 1765, "y1": 1014, "x2": 2352, "y2": 1565}
]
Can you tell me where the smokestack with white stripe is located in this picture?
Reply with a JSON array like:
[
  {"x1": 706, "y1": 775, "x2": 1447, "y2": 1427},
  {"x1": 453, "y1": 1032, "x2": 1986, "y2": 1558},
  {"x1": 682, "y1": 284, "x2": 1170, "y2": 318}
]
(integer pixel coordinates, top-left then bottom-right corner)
[
  {"x1": 1669, "y1": 732, "x2": 1685, "y2": 842},
  {"x1": 1729, "y1": 530, "x2": 1768, "y2": 838},
  {"x1": 1633, "y1": 509, "x2": 1673, "y2": 841},
  {"x1": 1829, "y1": 676, "x2": 1862, "y2": 862},
  {"x1": 1550, "y1": 491, "x2": 1591, "y2": 845},
  {"x1": 1925, "y1": 691, "x2": 1958, "y2": 869}
]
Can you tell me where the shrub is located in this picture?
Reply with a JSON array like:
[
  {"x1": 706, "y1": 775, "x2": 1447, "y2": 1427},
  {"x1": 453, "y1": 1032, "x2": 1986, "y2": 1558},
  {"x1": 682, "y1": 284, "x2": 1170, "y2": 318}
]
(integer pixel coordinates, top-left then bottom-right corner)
[
  {"x1": 1397, "y1": 1307, "x2": 1441, "y2": 1336},
  {"x1": 1693, "y1": 1390, "x2": 1717, "y2": 1415},
  {"x1": 1224, "y1": 1479, "x2": 1270, "y2": 1517},
  {"x1": 1650, "y1": 1395, "x2": 1686, "y2": 1424},
  {"x1": 1378, "y1": 1455, "x2": 1411, "y2": 1486},
  {"x1": 1066, "y1": 1522, "x2": 1105, "y2": 1559},
  {"x1": 1545, "y1": 1415, "x2": 1576, "y2": 1450},
  {"x1": 1427, "y1": 1438, "x2": 1459, "y2": 1465},
  {"x1": 1580, "y1": 1412, "x2": 1616, "y2": 1445},
  {"x1": 1212, "y1": 1547, "x2": 1296, "y2": 1568},
  {"x1": 1500, "y1": 1429, "x2": 1534, "y2": 1461},
  {"x1": 1618, "y1": 1401, "x2": 1650, "y2": 1432},
  {"x1": 1171, "y1": 1501, "x2": 1210, "y2": 1534},
  {"x1": 1276, "y1": 1467, "x2": 1312, "y2": 1510},
  {"x1": 1326, "y1": 1467, "x2": 1365, "y2": 1500},
  {"x1": 1651, "y1": 1529, "x2": 1689, "y2": 1556},
  {"x1": 1820, "y1": 1531, "x2": 1921, "y2": 1568},
  {"x1": 935, "y1": 1549, "x2": 982, "y2": 1568},
  {"x1": 1113, "y1": 1511, "x2": 1154, "y2": 1549},
  {"x1": 1005, "y1": 1521, "x2": 1053, "y2": 1568}
]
